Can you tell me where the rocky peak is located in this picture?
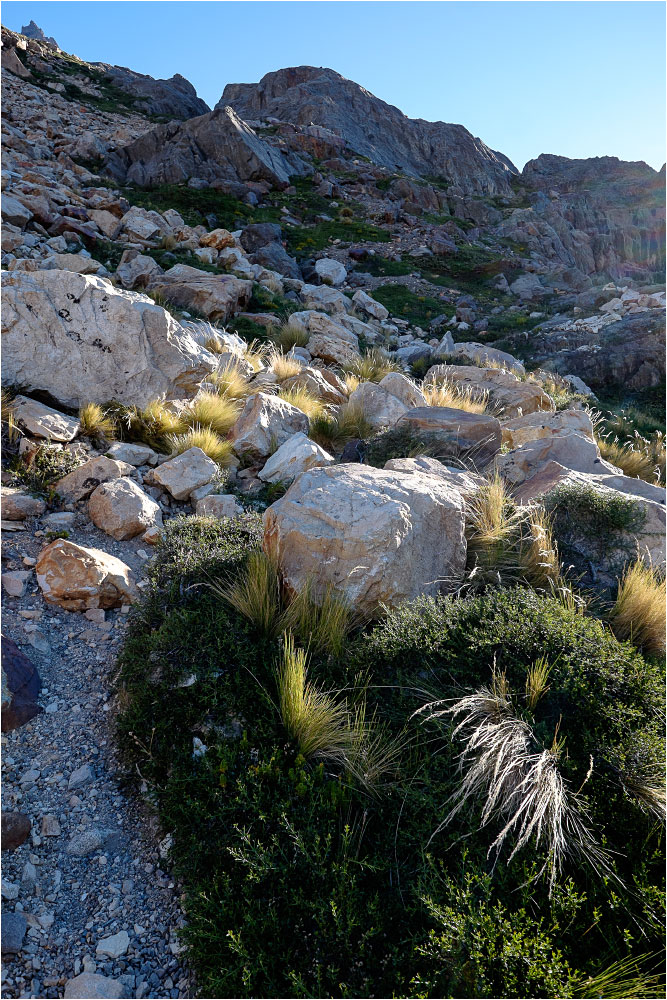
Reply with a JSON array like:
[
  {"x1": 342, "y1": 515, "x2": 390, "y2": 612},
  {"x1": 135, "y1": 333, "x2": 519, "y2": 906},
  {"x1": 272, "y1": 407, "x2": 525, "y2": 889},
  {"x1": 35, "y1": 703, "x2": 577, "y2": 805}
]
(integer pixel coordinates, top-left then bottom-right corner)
[
  {"x1": 20, "y1": 19, "x2": 58, "y2": 48},
  {"x1": 219, "y1": 65, "x2": 518, "y2": 195}
]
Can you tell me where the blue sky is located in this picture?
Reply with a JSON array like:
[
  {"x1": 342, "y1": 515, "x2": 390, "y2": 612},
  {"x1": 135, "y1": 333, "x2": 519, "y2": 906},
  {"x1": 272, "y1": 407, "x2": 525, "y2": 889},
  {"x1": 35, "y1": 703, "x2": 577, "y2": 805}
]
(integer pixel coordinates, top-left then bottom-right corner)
[{"x1": 4, "y1": 1, "x2": 665, "y2": 170}]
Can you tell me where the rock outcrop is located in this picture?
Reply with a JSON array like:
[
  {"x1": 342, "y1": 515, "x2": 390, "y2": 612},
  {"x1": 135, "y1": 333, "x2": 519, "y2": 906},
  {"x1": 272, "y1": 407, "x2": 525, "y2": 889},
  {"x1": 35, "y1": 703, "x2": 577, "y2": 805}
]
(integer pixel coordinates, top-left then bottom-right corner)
[
  {"x1": 220, "y1": 66, "x2": 516, "y2": 194},
  {"x1": 1, "y1": 270, "x2": 217, "y2": 409}
]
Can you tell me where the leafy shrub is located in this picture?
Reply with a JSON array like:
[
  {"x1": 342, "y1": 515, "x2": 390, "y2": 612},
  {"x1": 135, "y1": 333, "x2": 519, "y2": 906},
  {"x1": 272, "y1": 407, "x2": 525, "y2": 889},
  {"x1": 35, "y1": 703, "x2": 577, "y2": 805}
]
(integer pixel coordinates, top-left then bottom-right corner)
[
  {"x1": 545, "y1": 480, "x2": 647, "y2": 564},
  {"x1": 8, "y1": 444, "x2": 84, "y2": 499},
  {"x1": 118, "y1": 521, "x2": 665, "y2": 999}
]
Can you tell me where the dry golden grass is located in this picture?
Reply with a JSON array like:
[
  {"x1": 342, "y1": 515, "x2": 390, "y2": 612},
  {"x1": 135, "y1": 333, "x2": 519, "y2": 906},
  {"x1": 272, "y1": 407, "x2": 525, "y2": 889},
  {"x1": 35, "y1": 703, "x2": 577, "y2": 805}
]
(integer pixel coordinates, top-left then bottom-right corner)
[
  {"x1": 310, "y1": 401, "x2": 374, "y2": 452},
  {"x1": 181, "y1": 391, "x2": 240, "y2": 437},
  {"x1": 204, "y1": 334, "x2": 226, "y2": 354},
  {"x1": 342, "y1": 348, "x2": 402, "y2": 383},
  {"x1": 610, "y1": 560, "x2": 666, "y2": 655},
  {"x1": 210, "y1": 360, "x2": 254, "y2": 402},
  {"x1": 136, "y1": 400, "x2": 187, "y2": 441},
  {"x1": 244, "y1": 340, "x2": 269, "y2": 373},
  {"x1": 343, "y1": 373, "x2": 360, "y2": 395},
  {"x1": 423, "y1": 381, "x2": 489, "y2": 414},
  {"x1": 279, "y1": 385, "x2": 326, "y2": 421},
  {"x1": 598, "y1": 435, "x2": 662, "y2": 484},
  {"x1": 167, "y1": 426, "x2": 234, "y2": 466},
  {"x1": 272, "y1": 321, "x2": 309, "y2": 352},
  {"x1": 270, "y1": 351, "x2": 303, "y2": 382},
  {"x1": 78, "y1": 403, "x2": 116, "y2": 440}
]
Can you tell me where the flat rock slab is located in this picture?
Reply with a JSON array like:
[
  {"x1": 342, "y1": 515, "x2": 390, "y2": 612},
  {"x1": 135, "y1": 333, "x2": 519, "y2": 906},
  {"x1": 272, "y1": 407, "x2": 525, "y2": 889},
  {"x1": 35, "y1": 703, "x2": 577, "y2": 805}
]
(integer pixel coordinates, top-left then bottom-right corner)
[
  {"x1": 12, "y1": 395, "x2": 80, "y2": 441},
  {"x1": 96, "y1": 929, "x2": 130, "y2": 959},
  {"x1": 64, "y1": 973, "x2": 130, "y2": 999},
  {"x1": 1, "y1": 911, "x2": 27, "y2": 954},
  {"x1": 1, "y1": 487, "x2": 47, "y2": 520}
]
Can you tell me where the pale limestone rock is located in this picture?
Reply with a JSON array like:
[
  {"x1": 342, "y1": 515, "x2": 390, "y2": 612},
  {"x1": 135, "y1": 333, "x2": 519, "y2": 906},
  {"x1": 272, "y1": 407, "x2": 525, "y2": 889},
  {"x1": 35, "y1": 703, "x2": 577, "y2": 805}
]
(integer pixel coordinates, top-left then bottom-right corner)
[
  {"x1": 448, "y1": 342, "x2": 525, "y2": 375},
  {"x1": 88, "y1": 478, "x2": 162, "y2": 540},
  {"x1": 501, "y1": 408, "x2": 594, "y2": 449},
  {"x1": 115, "y1": 252, "x2": 162, "y2": 290},
  {"x1": 120, "y1": 207, "x2": 161, "y2": 241},
  {"x1": 425, "y1": 364, "x2": 554, "y2": 418},
  {"x1": 379, "y1": 372, "x2": 427, "y2": 408},
  {"x1": 384, "y1": 457, "x2": 484, "y2": 496},
  {"x1": 2, "y1": 571, "x2": 32, "y2": 598},
  {"x1": 494, "y1": 432, "x2": 621, "y2": 486},
  {"x1": 231, "y1": 393, "x2": 309, "y2": 459},
  {"x1": 199, "y1": 228, "x2": 235, "y2": 249},
  {"x1": 12, "y1": 396, "x2": 79, "y2": 442},
  {"x1": 96, "y1": 930, "x2": 130, "y2": 959},
  {"x1": 263, "y1": 465, "x2": 467, "y2": 615},
  {"x1": 2, "y1": 270, "x2": 217, "y2": 409},
  {"x1": 352, "y1": 289, "x2": 389, "y2": 321},
  {"x1": 64, "y1": 972, "x2": 129, "y2": 999},
  {"x1": 314, "y1": 258, "x2": 347, "y2": 286},
  {"x1": 1, "y1": 487, "x2": 46, "y2": 520},
  {"x1": 55, "y1": 457, "x2": 132, "y2": 501},
  {"x1": 258, "y1": 432, "x2": 334, "y2": 483},
  {"x1": 194, "y1": 494, "x2": 244, "y2": 518},
  {"x1": 35, "y1": 540, "x2": 138, "y2": 611},
  {"x1": 147, "y1": 264, "x2": 252, "y2": 323},
  {"x1": 348, "y1": 381, "x2": 409, "y2": 429},
  {"x1": 89, "y1": 210, "x2": 122, "y2": 239},
  {"x1": 281, "y1": 366, "x2": 347, "y2": 404},
  {"x1": 151, "y1": 447, "x2": 218, "y2": 500},
  {"x1": 395, "y1": 407, "x2": 502, "y2": 465},
  {"x1": 106, "y1": 442, "x2": 156, "y2": 466},
  {"x1": 47, "y1": 253, "x2": 102, "y2": 275},
  {"x1": 299, "y1": 284, "x2": 349, "y2": 314}
]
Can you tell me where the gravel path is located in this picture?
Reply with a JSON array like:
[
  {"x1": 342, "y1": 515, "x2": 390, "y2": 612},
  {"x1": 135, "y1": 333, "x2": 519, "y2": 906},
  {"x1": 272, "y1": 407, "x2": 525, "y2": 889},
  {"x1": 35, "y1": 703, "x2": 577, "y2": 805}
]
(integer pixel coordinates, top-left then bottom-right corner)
[{"x1": 2, "y1": 518, "x2": 191, "y2": 1000}]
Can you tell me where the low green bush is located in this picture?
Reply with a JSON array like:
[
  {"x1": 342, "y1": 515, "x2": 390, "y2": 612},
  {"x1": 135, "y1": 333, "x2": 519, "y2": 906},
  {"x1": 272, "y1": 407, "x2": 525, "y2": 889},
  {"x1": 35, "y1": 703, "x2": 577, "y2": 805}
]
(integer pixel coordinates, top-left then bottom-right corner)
[{"x1": 117, "y1": 519, "x2": 665, "y2": 999}]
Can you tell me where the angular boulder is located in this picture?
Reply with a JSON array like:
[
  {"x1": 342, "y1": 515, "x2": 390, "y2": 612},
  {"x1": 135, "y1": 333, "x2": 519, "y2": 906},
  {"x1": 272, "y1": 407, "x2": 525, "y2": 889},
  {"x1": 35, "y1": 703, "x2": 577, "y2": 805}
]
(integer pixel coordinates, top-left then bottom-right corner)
[
  {"x1": 1, "y1": 487, "x2": 46, "y2": 520},
  {"x1": 258, "y1": 432, "x2": 334, "y2": 483},
  {"x1": 281, "y1": 366, "x2": 347, "y2": 404},
  {"x1": 12, "y1": 396, "x2": 80, "y2": 442},
  {"x1": 425, "y1": 364, "x2": 554, "y2": 418},
  {"x1": 314, "y1": 258, "x2": 347, "y2": 286},
  {"x1": 1, "y1": 270, "x2": 217, "y2": 409},
  {"x1": 56, "y1": 457, "x2": 132, "y2": 502},
  {"x1": 352, "y1": 289, "x2": 389, "y2": 321},
  {"x1": 500, "y1": 408, "x2": 594, "y2": 449},
  {"x1": 151, "y1": 447, "x2": 218, "y2": 500},
  {"x1": 263, "y1": 465, "x2": 467, "y2": 615},
  {"x1": 448, "y1": 342, "x2": 525, "y2": 376},
  {"x1": 231, "y1": 393, "x2": 309, "y2": 459},
  {"x1": 379, "y1": 372, "x2": 427, "y2": 408},
  {"x1": 35, "y1": 540, "x2": 138, "y2": 611},
  {"x1": 147, "y1": 264, "x2": 252, "y2": 323},
  {"x1": 494, "y1": 432, "x2": 621, "y2": 486},
  {"x1": 88, "y1": 478, "x2": 163, "y2": 540},
  {"x1": 395, "y1": 407, "x2": 502, "y2": 466},
  {"x1": 348, "y1": 381, "x2": 409, "y2": 430},
  {"x1": 384, "y1": 456, "x2": 484, "y2": 496},
  {"x1": 1, "y1": 637, "x2": 42, "y2": 733},
  {"x1": 194, "y1": 494, "x2": 244, "y2": 518}
]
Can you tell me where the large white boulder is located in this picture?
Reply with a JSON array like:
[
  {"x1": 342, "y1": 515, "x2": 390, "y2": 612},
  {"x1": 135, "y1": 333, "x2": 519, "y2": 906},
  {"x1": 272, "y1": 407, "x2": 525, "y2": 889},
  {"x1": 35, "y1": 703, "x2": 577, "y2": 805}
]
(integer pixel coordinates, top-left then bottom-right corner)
[
  {"x1": 263, "y1": 464, "x2": 467, "y2": 615},
  {"x1": 231, "y1": 392, "x2": 309, "y2": 459},
  {"x1": 281, "y1": 366, "x2": 347, "y2": 405},
  {"x1": 348, "y1": 381, "x2": 409, "y2": 429},
  {"x1": 289, "y1": 311, "x2": 360, "y2": 365},
  {"x1": 147, "y1": 264, "x2": 252, "y2": 323},
  {"x1": 448, "y1": 342, "x2": 525, "y2": 376},
  {"x1": 501, "y1": 408, "x2": 594, "y2": 449},
  {"x1": 494, "y1": 432, "x2": 621, "y2": 486},
  {"x1": 379, "y1": 372, "x2": 427, "y2": 408},
  {"x1": 425, "y1": 364, "x2": 554, "y2": 419},
  {"x1": 151, "y1": 447, "x2": 218, "y2": 500},
  {"x1": 12, "y1": 396, "x2": 80, "y2": 441},
  {"x1": 258, "y1": 432, "x2": 334, "y2": 483},
  {"x1": 395, "y1": 407, "x2": 502, "y2": 466},
  {"x1": 88, "y1": 478, "x2": 162, "y2": 540},
  {"x1": 56, "y1": 456, "x2": 133, "y2": 501},
  {"x1": 299, "y1": 284, "x2": 350, "y2": 314},
  {"x1": 1, "y1": 270, "x2": 218, "y2": 409},
  {"x1": 314, "y1": 258, "x2": 347, "y2": 286},
  {"x1": 35, "y1": 540, "x2": 138, "y2": 611},
  {"x1": 352, "y1": 289, "x2": 389, "y2": 321}
]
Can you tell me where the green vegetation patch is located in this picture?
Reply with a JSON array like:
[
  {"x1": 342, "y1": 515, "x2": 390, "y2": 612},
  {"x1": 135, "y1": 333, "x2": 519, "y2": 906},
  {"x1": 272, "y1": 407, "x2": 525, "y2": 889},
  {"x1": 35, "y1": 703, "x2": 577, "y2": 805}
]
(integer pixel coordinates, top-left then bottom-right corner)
[
  {"x1": 372, "y1": 284, "x2": 448, "y2": 326},
  {"x1": 117, "y1": 517, "x2": 665, "y2": 998}
]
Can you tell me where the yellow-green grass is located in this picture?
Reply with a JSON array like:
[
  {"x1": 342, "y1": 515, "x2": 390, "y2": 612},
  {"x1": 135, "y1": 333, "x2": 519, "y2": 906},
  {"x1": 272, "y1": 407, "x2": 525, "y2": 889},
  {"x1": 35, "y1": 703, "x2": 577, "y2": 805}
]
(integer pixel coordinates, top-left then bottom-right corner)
[
  {"x1": 167, "y1": 426, "x2": 234, "y2": 467},
  {"x1": 181, "y1": 391, "x2": 240, "y2": 437},
  {"x1": 610, "y1": 559, "x2": 666, "y2": 655},
  {"x1": 78, "y1": 402, "x2": 116, "y2": 439}
]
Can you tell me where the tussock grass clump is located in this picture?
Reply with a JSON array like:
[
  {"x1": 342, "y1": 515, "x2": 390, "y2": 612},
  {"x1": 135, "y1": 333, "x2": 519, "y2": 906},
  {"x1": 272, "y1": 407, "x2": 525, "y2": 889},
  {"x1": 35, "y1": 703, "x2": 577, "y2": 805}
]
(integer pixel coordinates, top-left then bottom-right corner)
[
  {"x1": 281, "y1": 579, "x2": 357, "y2": 659},
  {"x1": 104, "y1": 398, "x2": 186, "y2": 452},
  {"x1": 270, "y1": 351, "x2": 302, "y2": 382},
  {"x1": 415, "y1": 667, "x2": 607, "y2": 888},
  {"x1": 216, "y1": 549, "x2": 282, "y2": 636},
  {"x1": 465, "y1": 475, "x2": 563, "y2": 593},
  {"x1": 244, "y1": 339, "x2": 269, "y2": 373},
  {"x1": 598, "y1": 434, "x2": 664, "y2": 484},
  {"x1": 342, "y1": 348, "x2": 403, "y2": 383},
  {"x1": 310, "y1": 402, "x2": 374, "y2": 452},
  {"x1": 610, "y1": 560, "x2": 666, "y2": 656},
  {"x1": 278, "y1": 385, "x2": 325, "y2": 421},
  {"x1": 78, "y1": 402, "x2": 116, "y2": 439},
  {"x1": 423, "y1": 381, "x2": 489, "y2": 414},
  {"x1": 343, "y1": 373, "x2": 360, "y2": 395},
  {"x1": 1, "y1": 389, "x2": 21, "y2": 449},
  {"x1": 181, "y1": 391, "x2": 240, "y2": 437},
  {"x1": 210, "y1": 360, "x2": 254, "y2": 402},
  {"x1": 168, "y1": 426, "x2": 234, "y2": 466},
  {"x1": 272, "y1": 321, "x2": 309, "y2": 352}
]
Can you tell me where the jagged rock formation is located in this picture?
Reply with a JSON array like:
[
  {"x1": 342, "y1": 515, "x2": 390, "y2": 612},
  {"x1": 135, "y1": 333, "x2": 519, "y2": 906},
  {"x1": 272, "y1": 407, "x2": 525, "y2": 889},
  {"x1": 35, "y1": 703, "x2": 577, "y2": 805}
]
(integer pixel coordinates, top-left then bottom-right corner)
[
  {"x1": 518, "y1": 154, "x2": 666, "y2": 281},
  {"x1": 219, "y1": 66, "x2": 517, "y2": 195},
  {"x1": 20, "y1": 20, "x2": 57, "y2": 48},
  {"x1": 105, "y1": 106, "x2": 311, "y2": 188},
  {"x1": 96, "y1": 65, "x2": 209, "y2": 120}
]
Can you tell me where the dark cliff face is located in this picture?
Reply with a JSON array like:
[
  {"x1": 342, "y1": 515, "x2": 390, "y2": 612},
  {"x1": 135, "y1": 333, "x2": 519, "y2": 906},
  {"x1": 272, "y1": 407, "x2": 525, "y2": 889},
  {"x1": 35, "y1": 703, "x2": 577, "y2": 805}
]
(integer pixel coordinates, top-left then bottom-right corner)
[
  {"x1": 521, "y1": 154, "x2": 665, "y2": 279},
  {"x1": 98, "y1": 65, "x2": 210, "y2": 120},
  {"x1": 218, "y1": 66, "x2": 518, "y2": 196}
]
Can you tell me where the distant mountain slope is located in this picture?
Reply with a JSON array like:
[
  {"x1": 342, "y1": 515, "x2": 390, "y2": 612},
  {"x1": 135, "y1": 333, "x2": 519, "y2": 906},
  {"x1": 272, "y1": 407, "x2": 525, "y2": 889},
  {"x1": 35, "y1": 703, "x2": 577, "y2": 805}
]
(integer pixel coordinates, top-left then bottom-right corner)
[{"x1": 218, "y1": 66, "x2": 517, "y2": 195}]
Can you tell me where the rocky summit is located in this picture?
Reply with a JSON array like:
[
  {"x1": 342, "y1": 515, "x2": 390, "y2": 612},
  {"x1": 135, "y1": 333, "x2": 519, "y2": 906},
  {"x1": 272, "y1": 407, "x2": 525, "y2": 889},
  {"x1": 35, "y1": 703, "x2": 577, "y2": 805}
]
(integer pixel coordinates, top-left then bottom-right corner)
[{"x1": 0, "y1": 16, "x2": 665, "y2": 1000}]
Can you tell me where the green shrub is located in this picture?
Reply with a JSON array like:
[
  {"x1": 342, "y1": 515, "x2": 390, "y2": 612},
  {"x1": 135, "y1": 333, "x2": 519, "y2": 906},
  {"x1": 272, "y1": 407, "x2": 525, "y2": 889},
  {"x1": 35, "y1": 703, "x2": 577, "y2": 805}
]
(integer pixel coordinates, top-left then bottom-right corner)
[
  {"x1": 8, "y1": 444, "x2": 84, "y2": 499},
  {"x1": 117, "y1": 522, "x2": 665, "y2": 999},
  {"x1": 544, "y1": 481, "x2": 647, "y2": 569}
]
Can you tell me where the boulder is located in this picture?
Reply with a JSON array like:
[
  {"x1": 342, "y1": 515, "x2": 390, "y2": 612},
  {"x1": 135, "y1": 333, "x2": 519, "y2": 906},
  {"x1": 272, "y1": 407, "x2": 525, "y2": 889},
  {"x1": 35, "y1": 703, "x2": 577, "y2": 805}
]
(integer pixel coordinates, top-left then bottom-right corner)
[
  {"x1": 384, "y1": 456, "x2": 484, "y2": 496},
  {"x1": 348, "y1": 381, "x2": 409, "y2": 429},
  {"x1": 56, "y1": 457, "x2": 132, "y2": 501},
  {"x1": 379, "y1": 372, "x2": 427, "y2": 408},
  {"x1": 89, "y1": 210, "x2": 122, "y2": 240},
  {"x1": 151, "y1": 447, "x2": 219, "y2": 500},
  {"x1": 289, "y1": 312, "x2": 359, "y2": 365},
  {"x1": 2, "y1": 270, "x2": 217, "y2": 409},
  {"x1": 263, "y1": 465, "x2": 467, "y2": 615},
  {"x1": 120, "y1": 207, "x2": 162, "y2": 242},
  {"x1": 448, "y1": 342, "x2": 525, "y2": 375},
  {"x1": 88, "y1": 478, "x2": 163, "y2": 540},
  {"x1": 249, "y1": 242, "x2": 302, "y2": 279},
  {"x1": 106, "y1": 442, "x2": 157, "y2": 466},
  {"x1": 258, "y1": 432, "x2": 334, "y2": 483},
  {"x1": 64, "y1": 973, "x2": 130, "y2": 999},
  {"x1": 1, "y1": 487, "x2": 46, "y2": 520},
  {"x1": 281, "y1": 366, "x2": 347, "y2": 404},
  {"x1": 1, "y1": 912, "x2": 27, "y2": 955},
  {"x1": 115, "y1": 251, "x2": 163, "y2": 290},
  {"x1": 35, "y1": 540, "x2": 138, "y2": 611},
  {"x1": 147, "y1": 264, "x2": 252, "y2": 322},
  {"x1": 425, "y1": 365, "x2": 554, "y2": 418},
  {"x1": 395, "y1": 342, "x2": 433, "y2": 365},
  {"x1": 231, "y1": 393, "x2": 309, "y2": 459},
  {"x1": 494, "y1": 432, "x2": 621, "y2": 486},
  {"x1": 395, "y1": 407, "x2": 502, "y2": 466},
  {"x1": 1, "y1": 637, "x2": 42, "y2": 733},
  {"x1": 240, "y1": 223, "x2": 282, "y2": 253},
  {"x1": 12, "y1": 396, "x2": 80, "y2": 442},
  {"x1": 352, "y1": 289, "x2": 389, "y2": 321},
  {"x1": 199, "y1": 228, "x2": 236, "y2": 250},
  {"x1": 1, "y1": 813, "x2": 32, "y2": 851},
  {"x1": 314, "y1": 258, "x2": 347, "y2": 286},
  {"x1": 1, "y1": 195, "x2": 31, "y2": 229},
  {"x1": 47, "y1": 253, "x2": 103, "y2": 275},
  {"x1": 300, "y1": 284, "x2": 349, "y2": 314},
  {"x1": 510, "y1": 273, "x2": 547, "y2": 300},
  {"x1": 500, "y1": 408, "x2": 594, "y2": 449},
  {"x1": 194, "y1": 494, "x2": 244, "y2": 518}
]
